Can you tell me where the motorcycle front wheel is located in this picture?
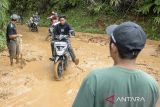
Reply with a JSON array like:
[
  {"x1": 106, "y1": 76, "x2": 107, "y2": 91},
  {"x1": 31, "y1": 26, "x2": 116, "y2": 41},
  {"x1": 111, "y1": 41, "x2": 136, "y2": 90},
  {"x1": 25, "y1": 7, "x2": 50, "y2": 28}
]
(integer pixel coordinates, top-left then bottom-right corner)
[
  {"x1": 54, "y1": 60, "x2": 63, "y2": 80},
  {"x1": 64, "y1": 55, "x2": 68, "y2": 71},
  {"x1": 35, "y1": 26, "x2": 38, "y2": 32}
]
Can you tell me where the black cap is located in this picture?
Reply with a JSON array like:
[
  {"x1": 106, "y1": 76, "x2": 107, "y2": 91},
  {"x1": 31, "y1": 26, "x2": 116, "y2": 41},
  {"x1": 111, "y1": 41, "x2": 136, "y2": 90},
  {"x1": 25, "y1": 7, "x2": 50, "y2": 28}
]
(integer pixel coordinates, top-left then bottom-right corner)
[{"x1": 106, "y1": 22, "x2": 147, "y2": 51}]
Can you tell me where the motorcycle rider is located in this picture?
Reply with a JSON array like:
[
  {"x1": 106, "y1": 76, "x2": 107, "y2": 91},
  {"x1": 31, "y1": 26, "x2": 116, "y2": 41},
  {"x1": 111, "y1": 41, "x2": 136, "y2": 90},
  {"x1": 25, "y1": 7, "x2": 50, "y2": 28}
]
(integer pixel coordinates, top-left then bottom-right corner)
[
  {"x1": 31, "y1": 12, "x2": 40, "y2": 26},
  {"x1": 33, "y1": 12, "x2": 40, "y2": 25},
  {"x1": 50, "y1": 15, "x2": 79, "y2": 65},
  {"x1": 6, "y1": 14, "x2": 23, "y2": 66},
  {"x1": 28, "y1": 12, "x2": 40, "y2": 27}
]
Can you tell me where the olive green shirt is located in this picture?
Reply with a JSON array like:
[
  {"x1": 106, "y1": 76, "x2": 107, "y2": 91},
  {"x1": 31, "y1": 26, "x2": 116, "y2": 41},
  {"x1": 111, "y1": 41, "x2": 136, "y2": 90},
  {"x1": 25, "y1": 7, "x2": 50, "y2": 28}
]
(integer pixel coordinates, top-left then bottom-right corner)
[{"x1": 72, "y1": 66, "x2": 159, "y2": 107}]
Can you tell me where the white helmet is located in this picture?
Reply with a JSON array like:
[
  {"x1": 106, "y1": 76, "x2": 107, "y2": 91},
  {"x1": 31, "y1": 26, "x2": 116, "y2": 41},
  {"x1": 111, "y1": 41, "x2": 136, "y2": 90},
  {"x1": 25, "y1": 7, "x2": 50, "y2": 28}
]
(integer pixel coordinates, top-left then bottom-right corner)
[{"x1": 10, "y1": 14, "x2": 18, "y2": 20}]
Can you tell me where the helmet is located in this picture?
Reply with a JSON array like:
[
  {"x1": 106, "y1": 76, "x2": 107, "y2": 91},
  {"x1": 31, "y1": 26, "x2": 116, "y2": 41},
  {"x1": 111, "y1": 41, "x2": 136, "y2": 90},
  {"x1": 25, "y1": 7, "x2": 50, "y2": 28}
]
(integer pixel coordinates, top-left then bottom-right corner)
[{"x1": 10, "y1": 14, "x2": 18, "y2": 21}]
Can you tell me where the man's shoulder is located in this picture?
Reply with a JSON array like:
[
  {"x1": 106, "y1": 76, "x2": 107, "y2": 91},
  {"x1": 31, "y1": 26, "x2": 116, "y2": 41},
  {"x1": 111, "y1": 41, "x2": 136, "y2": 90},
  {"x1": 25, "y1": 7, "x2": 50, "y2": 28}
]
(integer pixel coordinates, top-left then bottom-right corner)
[
  {"x1": 7, "y1": 22, "x2": 15, "y2": 28},
  {"x1": 65, "y1": 23, "x2": 71, "y2": 27},
  {"x1": 86, "y1": 66, "x2": 158, "y2": 84},
  {"x1": 86, "y1": 67, "x2": 114, "y2": 80},
  {"x1": 139, "y1": 70, "x2": 158, "y2": 85}
]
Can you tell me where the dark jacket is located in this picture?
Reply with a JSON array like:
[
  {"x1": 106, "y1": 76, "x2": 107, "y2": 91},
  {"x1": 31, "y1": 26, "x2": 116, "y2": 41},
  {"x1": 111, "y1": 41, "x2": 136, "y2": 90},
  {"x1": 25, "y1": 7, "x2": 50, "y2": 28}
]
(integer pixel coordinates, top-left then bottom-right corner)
[
  {"x1": 6, "y1": 22, "x2": 17, "y2": 43},
  {"x1": 53, "y1": 23, "x2": 72, "y2": 36}
]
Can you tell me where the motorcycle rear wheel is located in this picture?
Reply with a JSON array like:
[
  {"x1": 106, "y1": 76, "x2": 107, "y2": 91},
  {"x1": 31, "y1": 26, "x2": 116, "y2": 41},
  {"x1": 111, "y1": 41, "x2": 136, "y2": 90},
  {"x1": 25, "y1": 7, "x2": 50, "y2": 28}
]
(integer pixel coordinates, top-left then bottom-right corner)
[{"x1": 54, "y1": 60, "x2": 63, "y2": 80}]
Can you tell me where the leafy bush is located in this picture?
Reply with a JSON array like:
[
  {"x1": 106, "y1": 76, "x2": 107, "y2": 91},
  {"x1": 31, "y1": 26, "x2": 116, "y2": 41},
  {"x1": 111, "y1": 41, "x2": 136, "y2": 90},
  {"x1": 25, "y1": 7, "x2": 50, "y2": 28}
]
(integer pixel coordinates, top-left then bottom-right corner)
[
  {"x1": 137, "y1": 0, "x2": 160, "y2": 40},
  {"x1": 138, "y1": 0, "x2": 160, "y2": 22},
  {"x1": 0, "y1": 0, "x2": 8, "y2": 51},
  {"x1": 0, "y1": 31, "x2": 6, "y2": 51}
]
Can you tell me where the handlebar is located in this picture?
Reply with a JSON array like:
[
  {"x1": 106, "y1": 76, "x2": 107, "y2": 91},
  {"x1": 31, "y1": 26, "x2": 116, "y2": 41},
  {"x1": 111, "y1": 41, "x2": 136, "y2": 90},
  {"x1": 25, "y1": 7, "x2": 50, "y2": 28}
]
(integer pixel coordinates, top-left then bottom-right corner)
[{"x1": 54, "y1": 35, "x2": 69, "y2": 41}]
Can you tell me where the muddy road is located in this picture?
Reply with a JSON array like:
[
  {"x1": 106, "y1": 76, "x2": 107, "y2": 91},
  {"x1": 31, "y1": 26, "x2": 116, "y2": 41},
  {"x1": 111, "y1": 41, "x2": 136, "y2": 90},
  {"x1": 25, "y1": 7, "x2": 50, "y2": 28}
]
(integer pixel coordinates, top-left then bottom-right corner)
[{"x1": 0, "y1": 25, "x2": 160, "y2": 107}]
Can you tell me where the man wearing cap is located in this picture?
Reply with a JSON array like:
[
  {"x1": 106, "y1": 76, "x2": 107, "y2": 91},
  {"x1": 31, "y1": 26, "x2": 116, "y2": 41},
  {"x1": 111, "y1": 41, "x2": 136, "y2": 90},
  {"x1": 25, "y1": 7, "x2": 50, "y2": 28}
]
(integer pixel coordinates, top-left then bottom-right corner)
[
  {"x1": 72, "y1": 22, "x2": 159, "y2": 107},
  {"x1": 6, "y1": 14, "x2": 22, "y2": 66}
]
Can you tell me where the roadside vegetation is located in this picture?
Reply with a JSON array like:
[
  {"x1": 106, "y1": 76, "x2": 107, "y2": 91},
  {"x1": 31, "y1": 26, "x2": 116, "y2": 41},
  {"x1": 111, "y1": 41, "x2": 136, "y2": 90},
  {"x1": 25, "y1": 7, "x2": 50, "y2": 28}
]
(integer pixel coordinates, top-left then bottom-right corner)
[{"x1": 0, "y1": 0, "x2": 8, "y2": 51}]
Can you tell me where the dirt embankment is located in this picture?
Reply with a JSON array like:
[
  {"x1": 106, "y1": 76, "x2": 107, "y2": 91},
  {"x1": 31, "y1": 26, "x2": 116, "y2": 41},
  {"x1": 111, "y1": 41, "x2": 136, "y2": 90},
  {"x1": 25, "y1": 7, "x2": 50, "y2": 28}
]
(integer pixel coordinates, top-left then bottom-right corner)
[{"x1": 0, "y1": 25, "x2": 160, "y2": 107}]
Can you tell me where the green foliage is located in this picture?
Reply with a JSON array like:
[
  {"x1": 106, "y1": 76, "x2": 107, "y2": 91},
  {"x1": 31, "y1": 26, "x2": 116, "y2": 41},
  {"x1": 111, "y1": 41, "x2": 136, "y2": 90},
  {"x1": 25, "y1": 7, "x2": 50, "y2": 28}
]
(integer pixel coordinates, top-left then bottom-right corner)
[
  {"x1": 138, "y1": 3, "x2": 154, "y2": 14},
  {"x1": 0, "y1": 31, "x2": 6, "y2": 51},
  {"x1": 138, "y1": 0, "x2": 160, "y2": 20},
  {"x1": 64, "y1": 9, "x2": 105, "y2": 33},
  {"x1": 136, "y1": 0, "x2": 160, "y2": 40},
  {"x1": 153, "y1": 5, "x2": 160, "y2": 14},
  {"x1": 8, "y1": 0, "x2": 160, "y2": 40},
  {"x1": 146, "y1": 25, "x2": 159, "y2": 40},
  {"x1": 0, "y1": 0, "x2": 8, "y2": 28},
  {"x1": 54, "y1": 0, "x2": 84, "y2": 12},
  {"x1": 87, "y1": 3, "x2": 105, "y2": 15},
  {"x1": 39, "y1": 17, "x2": 50, "y2": 27},
  {"x1": 0, "y1": 0, "x2": 8, "y2": 51},
  {"x1": 153, "y1": 16, "x2": 160, "y2": 24}
]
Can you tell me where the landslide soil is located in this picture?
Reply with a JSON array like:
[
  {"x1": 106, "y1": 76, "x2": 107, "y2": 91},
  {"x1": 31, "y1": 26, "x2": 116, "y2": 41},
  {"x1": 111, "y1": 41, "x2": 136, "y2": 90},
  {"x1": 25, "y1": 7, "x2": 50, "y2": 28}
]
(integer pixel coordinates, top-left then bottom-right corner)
[{"x1": 0, "y1": 25, "x2": 160, "y2": 107}]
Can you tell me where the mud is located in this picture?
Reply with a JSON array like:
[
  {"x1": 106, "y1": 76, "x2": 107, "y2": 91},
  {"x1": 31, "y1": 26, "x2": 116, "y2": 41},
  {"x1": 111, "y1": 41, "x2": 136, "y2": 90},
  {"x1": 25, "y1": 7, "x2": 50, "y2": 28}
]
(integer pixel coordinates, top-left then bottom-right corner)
[{"x1": 0, "y1": 25, "x2": 160, "y2": 107}]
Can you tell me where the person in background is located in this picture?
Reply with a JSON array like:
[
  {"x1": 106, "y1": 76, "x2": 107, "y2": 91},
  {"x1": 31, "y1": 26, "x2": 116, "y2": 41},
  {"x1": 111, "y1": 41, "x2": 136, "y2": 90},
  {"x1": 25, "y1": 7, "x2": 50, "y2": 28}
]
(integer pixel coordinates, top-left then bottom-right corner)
[
  {"x1": 72, "y1": 22, "x2": 159, "y2": 107},
  {"x1": 6, "y1": 14, "x2": 23, "y2": 66},
  {"x1": 32, "y1": 12, "x2": 40, "y2": 25}
]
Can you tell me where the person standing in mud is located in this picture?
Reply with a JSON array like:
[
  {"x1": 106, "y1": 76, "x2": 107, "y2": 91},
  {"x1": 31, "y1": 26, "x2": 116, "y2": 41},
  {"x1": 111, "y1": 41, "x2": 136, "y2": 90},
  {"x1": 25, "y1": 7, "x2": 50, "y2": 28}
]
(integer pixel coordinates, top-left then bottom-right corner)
[
  {"x1": 6, "y1": 14, "x2": 22, "y2": 66},
  {"x1": 72, "y1": 22, "x2": 159, "y2": 107}
]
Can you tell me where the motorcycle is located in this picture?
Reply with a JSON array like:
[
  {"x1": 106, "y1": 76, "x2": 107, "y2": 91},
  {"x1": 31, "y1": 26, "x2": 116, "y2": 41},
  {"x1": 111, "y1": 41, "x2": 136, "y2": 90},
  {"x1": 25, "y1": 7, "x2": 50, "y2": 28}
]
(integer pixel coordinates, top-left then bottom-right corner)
[
  {"x1": 28, "y1": 21, "x2": 38, "y2": 32},
  {"x1": 27, "y1": 17, "x2": 39, "y2": 32},
  {"x1": 53, "y1": 34, "x2": 69, "y2": 80}
]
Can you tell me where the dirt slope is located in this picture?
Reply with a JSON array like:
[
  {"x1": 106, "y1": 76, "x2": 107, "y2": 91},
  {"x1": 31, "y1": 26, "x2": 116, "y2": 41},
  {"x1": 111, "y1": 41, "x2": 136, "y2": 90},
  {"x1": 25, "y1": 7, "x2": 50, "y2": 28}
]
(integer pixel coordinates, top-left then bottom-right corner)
[{"x1": 0, "y1": 25, "x2": 160, "y2": 107}]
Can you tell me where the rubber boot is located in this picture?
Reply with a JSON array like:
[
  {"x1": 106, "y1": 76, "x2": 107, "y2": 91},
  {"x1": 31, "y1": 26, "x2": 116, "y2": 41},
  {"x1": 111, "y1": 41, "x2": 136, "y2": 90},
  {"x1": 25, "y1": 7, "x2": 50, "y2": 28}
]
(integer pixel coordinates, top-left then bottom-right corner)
[
  {"x1": 73, "y1": 58, "x2": 79, "y2": 65},
  {"x1": 16, "y1": 57, "x2": 19, "y2": 64},
  {"x1": 10, "y1": 57, "x2": 13, "y2": 66}
]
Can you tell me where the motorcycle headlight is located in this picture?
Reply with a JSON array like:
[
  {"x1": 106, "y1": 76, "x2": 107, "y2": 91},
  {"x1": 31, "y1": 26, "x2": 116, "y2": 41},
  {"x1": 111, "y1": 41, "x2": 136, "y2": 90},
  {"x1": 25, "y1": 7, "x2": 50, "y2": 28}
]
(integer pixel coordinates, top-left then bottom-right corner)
[{"x1": 56, "y1": 46, "x2": 65, "y2": 51}]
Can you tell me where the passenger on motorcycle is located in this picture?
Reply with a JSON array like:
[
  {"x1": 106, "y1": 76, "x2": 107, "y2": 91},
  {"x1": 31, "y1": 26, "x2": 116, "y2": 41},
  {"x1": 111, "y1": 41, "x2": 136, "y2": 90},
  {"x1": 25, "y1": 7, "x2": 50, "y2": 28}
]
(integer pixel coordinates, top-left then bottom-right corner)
[
  {"x1": 46, "y1": 11, "x2": 59, "y2": 40},
  {"x1": 47, "y1": 11, "x2": 59, "y2": 26},
  {"x1": 50, "y1": 15, "x2": 79, "y2": 65}
]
